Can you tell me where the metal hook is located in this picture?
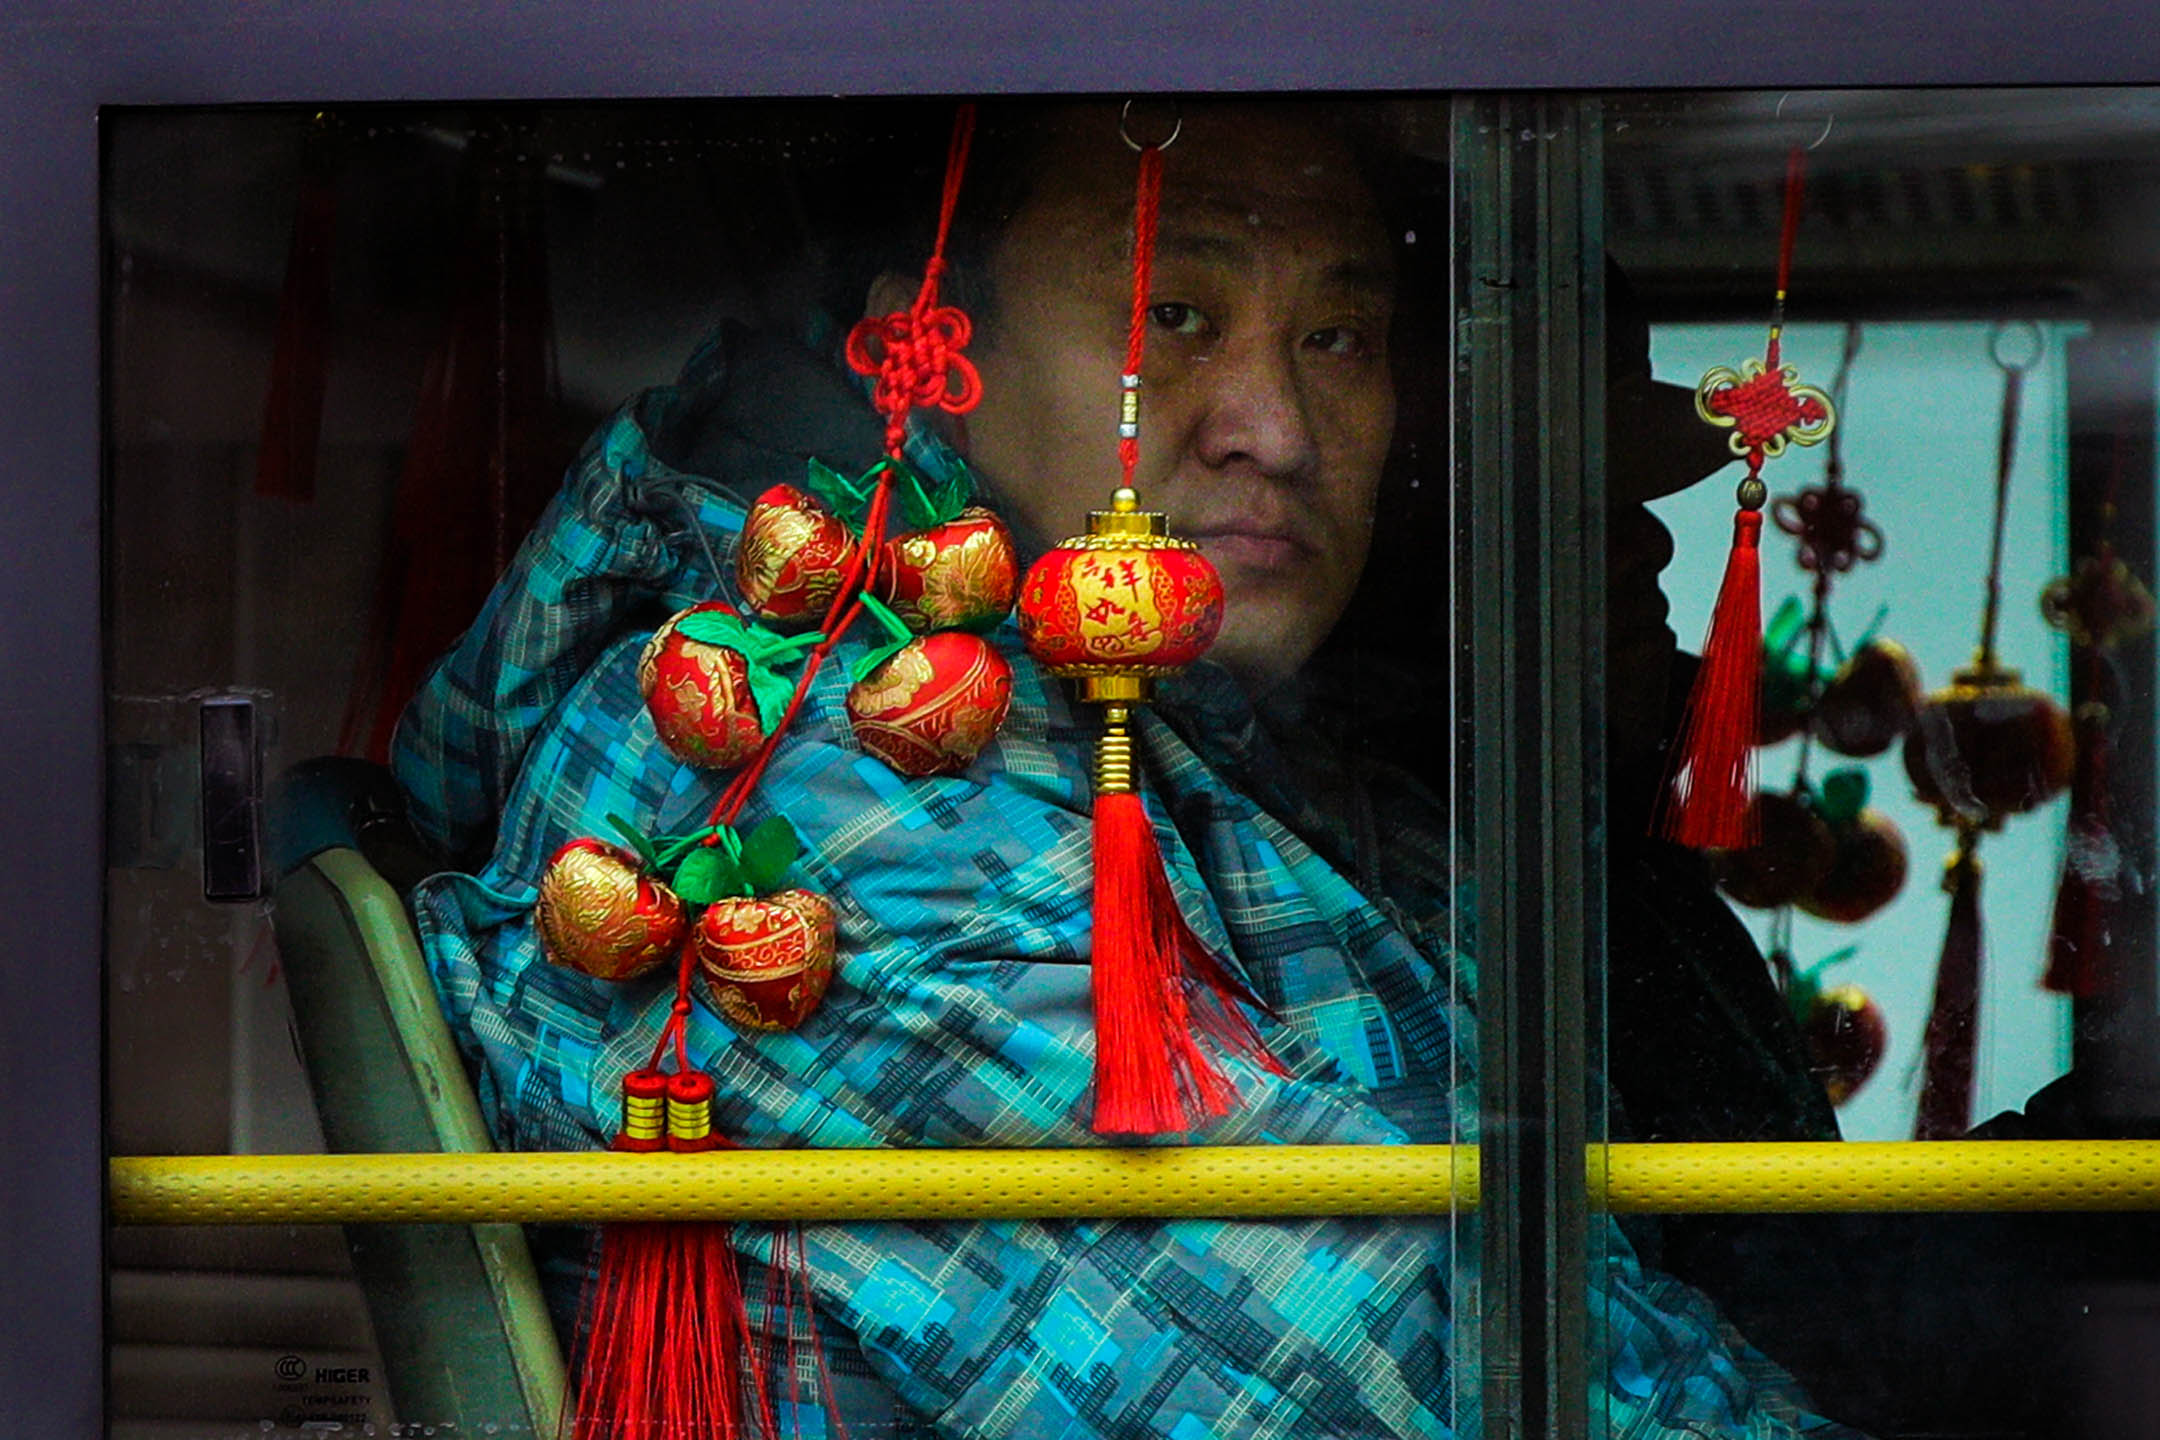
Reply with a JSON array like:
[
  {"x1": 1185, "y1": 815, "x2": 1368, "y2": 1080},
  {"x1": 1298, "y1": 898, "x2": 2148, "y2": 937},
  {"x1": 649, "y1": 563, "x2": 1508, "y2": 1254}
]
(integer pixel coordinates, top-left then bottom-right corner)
[
  {"x1": 1990, "y1": 319, "x2": 2044, "y2": 373},
  {"x1": 1773, "y1": 93, "x2": 1836, "y2": 151},
  {"x1": 1119, "y1": 99, "x2": 1182, "y2": 153}
]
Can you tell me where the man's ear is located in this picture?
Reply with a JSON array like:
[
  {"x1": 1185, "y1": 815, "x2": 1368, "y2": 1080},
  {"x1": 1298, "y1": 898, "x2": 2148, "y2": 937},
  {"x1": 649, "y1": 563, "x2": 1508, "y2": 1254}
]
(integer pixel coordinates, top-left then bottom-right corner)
[
  {"x1": 863, "y1": 270, "x2": 918, "y2": 323},
  {"x1": 860, "y1": 269, "x2": 974, "y2": 454}
]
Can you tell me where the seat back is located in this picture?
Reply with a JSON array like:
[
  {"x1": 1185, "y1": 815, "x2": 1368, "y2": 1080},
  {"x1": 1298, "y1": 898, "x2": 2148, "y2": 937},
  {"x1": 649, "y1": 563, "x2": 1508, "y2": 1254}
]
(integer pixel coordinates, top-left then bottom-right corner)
[{"x1": 270, "y1": 762, "x2": 566, "y2": 1435}]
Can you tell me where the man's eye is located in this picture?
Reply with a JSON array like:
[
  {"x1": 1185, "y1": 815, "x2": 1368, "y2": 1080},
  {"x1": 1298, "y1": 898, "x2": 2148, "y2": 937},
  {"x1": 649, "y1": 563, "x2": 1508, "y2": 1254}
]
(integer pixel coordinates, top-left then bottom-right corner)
[
  {"x1": 1305, "y1": 325, "x2": 1376, "y2": 359},
  {"x1": 1148, "y1": 302, "x2": 1208, "y2": 336}
]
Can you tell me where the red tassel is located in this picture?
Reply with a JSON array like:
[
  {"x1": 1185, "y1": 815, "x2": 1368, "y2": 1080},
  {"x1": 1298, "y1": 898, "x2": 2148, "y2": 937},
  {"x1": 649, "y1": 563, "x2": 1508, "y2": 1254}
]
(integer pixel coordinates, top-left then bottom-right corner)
[
  {"x1": 1657, "y1": 507, "x2": 1765, "y2": 849},
  {"x1": 1914, "y1": 845, "x2": 1984, "y2": 1140},
  {"x1": 2044, "y1": 700, "x2": 2117, "y2": 997},
  {"x1": 339, "y1": 129, "x2": 558, "y2": 760},
  {"x1": 255, "y1": 134, "x2": 339, "y2": 502},
  {"x1": 574, "y1": 1065, "x2": 774, "y2": 1439},
  {"x1": 572, "y1": 1222, "x2": 772, "y2": 1440},
  {"x1": 1090, "y1": 791, "x2": 1284, "y2": 1136}
]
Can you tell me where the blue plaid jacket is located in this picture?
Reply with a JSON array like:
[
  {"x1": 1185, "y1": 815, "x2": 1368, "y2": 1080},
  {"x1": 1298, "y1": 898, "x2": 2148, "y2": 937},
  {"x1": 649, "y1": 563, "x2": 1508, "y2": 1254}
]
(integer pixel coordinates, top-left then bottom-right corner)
[{"x1": 392, "y1": 328, "x2": 1867, "y2": 1439}]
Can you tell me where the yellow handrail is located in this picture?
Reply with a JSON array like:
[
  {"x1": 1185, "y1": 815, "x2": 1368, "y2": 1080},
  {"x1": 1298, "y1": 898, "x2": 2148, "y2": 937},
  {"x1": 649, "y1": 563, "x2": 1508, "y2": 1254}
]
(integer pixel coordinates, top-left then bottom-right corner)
[{"x1": 107, "y1": 1141, "x2": 2160, "y2": 1225}]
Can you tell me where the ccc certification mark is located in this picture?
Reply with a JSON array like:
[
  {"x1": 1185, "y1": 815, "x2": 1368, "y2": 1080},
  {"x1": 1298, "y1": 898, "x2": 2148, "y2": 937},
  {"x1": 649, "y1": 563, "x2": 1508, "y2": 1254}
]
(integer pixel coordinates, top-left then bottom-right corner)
[{"x1": 273, "y1": 1354, "x2": 307, "y2": 1382}]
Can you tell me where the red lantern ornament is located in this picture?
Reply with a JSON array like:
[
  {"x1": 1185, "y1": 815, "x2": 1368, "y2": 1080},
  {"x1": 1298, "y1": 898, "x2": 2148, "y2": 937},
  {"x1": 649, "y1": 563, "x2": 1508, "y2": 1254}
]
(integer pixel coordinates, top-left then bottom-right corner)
[
  {"x1": 534, "y1": 838, "x2": 689, "y2": 983},
  {"x1": 1022, "y1": 496, "x2": 1252, "y2": 1138},
  {"x1": 637, "y1": 602, "x2": 773, "y2": 770},
  {"x1": 1015, "y1": 117, "x2": 1283, "y2": 1137},
  {"x1": 737, "y1": 484, "x2": 859, "y2": 631},
  {"x1": 692, "y1": 889, "x2": 837, "y2": 1033},
  {"x1": 1903, "y1": 660, "x2": 2075, "y2": 832},
  {"x1": 846, "y1": 630, "x2": 1014, "y2": 779},
  {"x1": 1907, "y1": 325, "x2": 2071, "y2": 1140},
  {"x1": 1018, "y1": 512, "x2": 1225, "y2": 678},
  {"x1": 874, "y1": 506, "x2": 1020, "y2": 633}
]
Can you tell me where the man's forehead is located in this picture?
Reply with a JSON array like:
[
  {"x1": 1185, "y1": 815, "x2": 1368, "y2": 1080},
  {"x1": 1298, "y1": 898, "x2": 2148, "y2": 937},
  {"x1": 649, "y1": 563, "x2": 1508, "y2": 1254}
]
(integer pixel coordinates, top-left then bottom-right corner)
[{"x1": 1018, "y1": 106, "x2": 1391, "y2": 274}]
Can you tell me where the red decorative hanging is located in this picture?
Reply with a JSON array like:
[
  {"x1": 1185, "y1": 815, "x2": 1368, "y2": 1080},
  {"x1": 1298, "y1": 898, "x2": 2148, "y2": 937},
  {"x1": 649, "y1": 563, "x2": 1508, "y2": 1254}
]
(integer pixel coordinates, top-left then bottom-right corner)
[
  {"x1": 1904, "y1": 324, "x2": 2073, "y2": 1138},
  {"x1": 2040, "y1": 519, "x2": 2156, "y2": 995},
  {"x1": 255, "y1": 114, "x2": 341, "y2": 503},
  {"x1": 1913, "y1": 840, "x2": 1984, "y2": 1140},
  {"x1": 1014, "y1": 108, "x2": 1285, "y2": 1136},
  {"x1": 1658, "y1": 147, "x2": 1835, "y2": 849},
  {"x1": 564, "y1": 104, "x2": 987, "y2": 1439},
  {"x1": 340, "y1": 124, "x2": 560, "y2": 760}
]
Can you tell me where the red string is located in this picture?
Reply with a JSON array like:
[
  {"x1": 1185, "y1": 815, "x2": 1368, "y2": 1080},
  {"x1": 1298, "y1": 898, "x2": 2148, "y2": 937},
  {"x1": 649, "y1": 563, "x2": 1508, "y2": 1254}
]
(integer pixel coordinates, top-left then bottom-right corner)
[
  {"x1": 1766, "y1": 146, "x2": 1805, "y2": 370},
  {"x1": 845, "y1": 105, "x2": 982, "y2": 457},
  {"x1": 658, "y1": 108, "x2": 981, "y2": 1046},
  {"x1": 1977, "y1": 364, "x2": 2026, "y2": 666},
  {"x1": 1120, "y1": 144, "x2": 1164, "y2": 489}
]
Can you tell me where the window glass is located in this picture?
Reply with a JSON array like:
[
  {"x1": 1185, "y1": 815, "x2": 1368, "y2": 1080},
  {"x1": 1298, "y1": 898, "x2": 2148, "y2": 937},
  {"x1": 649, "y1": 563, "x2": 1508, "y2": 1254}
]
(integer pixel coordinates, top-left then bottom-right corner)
[
  {"x1": 1605, "y1": 88, "x2": 2160, "y2": 1439},
  {"x1": 103, "y1": 98, "x2": 1478, "y2": 1438}
]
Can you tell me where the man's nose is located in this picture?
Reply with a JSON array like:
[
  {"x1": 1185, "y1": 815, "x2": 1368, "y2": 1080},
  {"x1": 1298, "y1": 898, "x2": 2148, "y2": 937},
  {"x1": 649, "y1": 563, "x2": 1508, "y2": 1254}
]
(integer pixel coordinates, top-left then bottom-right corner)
[{"x1": 1188, "y1": 335, "x2": 1321, "y2": 481}]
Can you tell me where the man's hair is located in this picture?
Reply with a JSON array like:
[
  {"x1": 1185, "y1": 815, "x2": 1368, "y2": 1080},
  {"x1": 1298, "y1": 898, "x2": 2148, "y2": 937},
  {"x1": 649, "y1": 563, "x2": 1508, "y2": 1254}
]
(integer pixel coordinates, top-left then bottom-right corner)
[{"x1": 815, "y1": 98, "x2": 1437, "y2": 338}]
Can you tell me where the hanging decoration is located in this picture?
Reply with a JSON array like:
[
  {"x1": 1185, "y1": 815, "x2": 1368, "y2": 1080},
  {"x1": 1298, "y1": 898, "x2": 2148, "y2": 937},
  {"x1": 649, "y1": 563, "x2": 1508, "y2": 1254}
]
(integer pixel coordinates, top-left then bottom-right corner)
[
  {"x1": 1659, "y1": 146, "x2": 1837, "y2": 849},
  {"x1": 1770, "y1": 943, "x2": 1890, "y2": 1107},
  {"x1": 1707, "y1": 323, "x2": 1905, "y2": 1108},
  {"x1": 255, "y1": 111, "x2": 342, "y2": 503},
  {"x1": 1709, "y1": 328, "x2": 1903, "y2": 1074},
  {"x1": 2039, "y1": 454, "x2": 2155, "y2": 997},
  {"x1": 339, "y1": 120, "x2": 561, "y2": 761},
  {"x1": 1016, "y1": 105, "x2": 1286, "y2": 1137},
  {"x1": 528, "y1": 105, "x2": 1006, "y2": 1439},
  {"x1": 1903, "y1": 323, "x2": 2075, "y2": 1141}
]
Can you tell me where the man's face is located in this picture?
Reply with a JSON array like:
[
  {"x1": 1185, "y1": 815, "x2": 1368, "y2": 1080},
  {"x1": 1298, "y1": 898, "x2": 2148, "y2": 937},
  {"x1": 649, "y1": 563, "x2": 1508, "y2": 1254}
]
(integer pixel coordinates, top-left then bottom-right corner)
[{"x1": 956, "y1": 107, "x2": 1398, "y2": 690}]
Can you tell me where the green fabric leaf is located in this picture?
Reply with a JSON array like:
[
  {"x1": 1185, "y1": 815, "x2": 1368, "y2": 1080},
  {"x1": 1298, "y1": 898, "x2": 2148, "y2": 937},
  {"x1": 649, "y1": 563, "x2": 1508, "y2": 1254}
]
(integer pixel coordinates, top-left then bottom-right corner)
[
  {"x1": 735, "y1": 629, "x2": 824, "y2": 667},
  {"x1": 1817, "y1": 766, "x2": 1871, "y2": 823},
  {"x1": 673, "y1": 844, "x2": 746, "y2": 905},
  {"x1": 857, "y1": 591, "x2": 914, "y2": 648},
  {"x1": 604, "y1": 813, "x2": 659, "y2": 869},
  {"x1": 745, "y1": 658, "x2": 801, "y2": 737},
  {"x1": 893, "y1": 458, "x2": 974, "y2": 531},
  {"x1": 852, "y1": 635, "x2": 914, "y2": 686},
  {"x1": 652, "y1": 826, "x2": 719, "y2": 872},
  {"x1": 1765, "y1": 595, "x2": 1809, "y2": 656},
  {"x1": 674, "y1": 607, "x2": 756, "y2": 648},
  {"x1": 1785, "y1": 968, "x2": 1821, "y2": 1027},
  {"x1": 738, "y1": 816, "x2": 801, "y2": 893},
  {"x1": 805, "y1": 457, "x2": 875, "y2": 530}
]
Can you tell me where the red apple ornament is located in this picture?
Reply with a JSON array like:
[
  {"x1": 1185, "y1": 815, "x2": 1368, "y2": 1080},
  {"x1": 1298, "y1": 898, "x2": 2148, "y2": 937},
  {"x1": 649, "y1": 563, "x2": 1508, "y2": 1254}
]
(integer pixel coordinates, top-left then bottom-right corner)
[
  {"x1": 692, "y1": 888, "x2": 837, "y2": 1032},
  {"x1": 1794, "y1": 768, "x2": 1909, "y2": 925},
  {"x1": 1710, "y1": 790, "x2": 1836, "y2": 910},
  {"x1": 1800, "y1": 983, "x2": 1888, "y2": 1106},
  {"x1": 847, "y1": 630, "x2": 1014, "y2": 778},
  {"x1": 1815, "y1": 636, "x2": 1922, "y2": 758},
  {"x1": 1758, "y1": 597, "x2": 1828, "y2": 746},
  {"x1": 535, "y1": 838, "x2": 688, "y2": 982},
  {"x1": 638, "y1": 602, "x2": 769, "y2": 769},
  {"x1": 874, "y1": 506, "x2": 1020, "y2": 633},
  {"x1": 736, "y1": 484, "x2": 858, "y2": 632}
]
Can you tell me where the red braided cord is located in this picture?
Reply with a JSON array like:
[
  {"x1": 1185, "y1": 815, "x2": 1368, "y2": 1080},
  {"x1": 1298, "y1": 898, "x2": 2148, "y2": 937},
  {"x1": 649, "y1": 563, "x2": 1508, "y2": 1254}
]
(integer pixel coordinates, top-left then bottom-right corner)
[
  {"x1": 1707, "y1": 367, "x2": 1828, "y2": 452},
  {"x1": 928, "y1": 105, "x2": 975, "y2": 279},
  {"x1": 846, "y1": 104, "x2": 982, "y2": 457},
  {"x1": 1977, "y1": 365, "x2": 2026, "y2": 665},
  {"x1": 651, "y1": 107, "x2": 977, "y2": 1059},
  {"x1": 1766, "y1": 146, "x2": 1805, "y2": 369},
  {"x1": 1120, "y1": 144, "x2": 1164, "y2": 489}
]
